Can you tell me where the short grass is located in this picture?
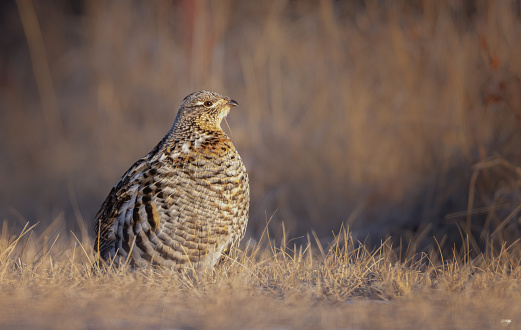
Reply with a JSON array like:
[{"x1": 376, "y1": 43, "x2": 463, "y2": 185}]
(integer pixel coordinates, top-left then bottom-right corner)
[{"x1": 0, "y1": 220, "x2": 520, "y2": 329}]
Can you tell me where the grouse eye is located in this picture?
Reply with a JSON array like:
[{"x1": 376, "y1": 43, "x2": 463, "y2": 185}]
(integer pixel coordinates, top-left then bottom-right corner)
[{"x1": 203, "y1": 101, "x2": 213, "y2": 107}]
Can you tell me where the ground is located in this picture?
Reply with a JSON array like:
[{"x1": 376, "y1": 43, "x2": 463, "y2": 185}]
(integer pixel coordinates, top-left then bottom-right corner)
[{"x1": 1, "y1": 224, "x2": 519, "y2": 329}]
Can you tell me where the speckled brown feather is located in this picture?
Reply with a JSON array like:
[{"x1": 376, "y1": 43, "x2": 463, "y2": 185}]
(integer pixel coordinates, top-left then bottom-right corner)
[{"x1": 94, "y1": 91, "x2": 249, "y2": 269}]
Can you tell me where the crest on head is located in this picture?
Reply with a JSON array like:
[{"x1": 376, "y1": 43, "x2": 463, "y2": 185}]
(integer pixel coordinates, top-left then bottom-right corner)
[{"x1": 176, "y1": 91, "x2": 239, "y2": 131}]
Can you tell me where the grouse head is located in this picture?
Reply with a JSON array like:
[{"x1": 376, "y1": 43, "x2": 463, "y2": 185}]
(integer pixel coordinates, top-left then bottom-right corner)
[{"x1": 175, "y1": 90, "x2": 239, "y2": 132}]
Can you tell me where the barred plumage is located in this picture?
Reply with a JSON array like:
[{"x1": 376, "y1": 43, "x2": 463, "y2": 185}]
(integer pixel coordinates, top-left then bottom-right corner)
[{"x1": 94, "y1": 91, "x2": 249, "y2": 269}]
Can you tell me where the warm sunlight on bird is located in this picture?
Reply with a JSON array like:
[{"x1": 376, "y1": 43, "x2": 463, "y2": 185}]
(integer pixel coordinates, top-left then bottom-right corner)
[{"x1": 94, "y1": 91, "x2": 250, "y2": 269}]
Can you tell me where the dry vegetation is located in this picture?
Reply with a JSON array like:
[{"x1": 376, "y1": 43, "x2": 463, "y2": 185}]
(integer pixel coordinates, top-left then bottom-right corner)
[
  {"x1": 1, "y1": 220, "x2": 520, "y2": 329},
  {"x1": 2, "y1": 0, "x2": 521, "y2": 328}
]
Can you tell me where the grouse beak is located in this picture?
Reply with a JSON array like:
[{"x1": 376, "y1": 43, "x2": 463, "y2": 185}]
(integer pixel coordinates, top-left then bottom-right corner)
[{"x1": 227, "y1": 99, "x2": 239, "y2": 107}]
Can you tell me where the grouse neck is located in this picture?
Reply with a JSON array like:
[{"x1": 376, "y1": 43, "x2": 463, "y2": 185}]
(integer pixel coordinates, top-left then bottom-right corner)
[
  {"x1": 157, "y1": 119, "x2": 229, "y2": 154},
  {"x1": 172, "y1": 115, "x2": 227, "y2": 137}
]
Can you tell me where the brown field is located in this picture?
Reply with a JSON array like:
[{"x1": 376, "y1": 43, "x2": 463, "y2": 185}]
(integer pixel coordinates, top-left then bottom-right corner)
[
  {"x1": 1, "y1": 221, "x2": 520, "y2": 329},
  {"x1": 1, "y1": 0, "x2": 521, "y2": 328}
]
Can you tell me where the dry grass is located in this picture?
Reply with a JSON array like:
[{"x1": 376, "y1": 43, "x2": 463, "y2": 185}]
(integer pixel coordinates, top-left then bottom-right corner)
[
  {"x1": 2, "y1": 0, "x2": 521, "y2": 328},
  {"x1": 0, "y1": 221, "x2": 520, "y2": 329}
]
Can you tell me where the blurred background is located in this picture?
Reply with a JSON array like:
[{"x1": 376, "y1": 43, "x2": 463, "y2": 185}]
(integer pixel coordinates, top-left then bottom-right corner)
[{"x1": 1, "y1": 0, "x2": 521, "y2": 254}]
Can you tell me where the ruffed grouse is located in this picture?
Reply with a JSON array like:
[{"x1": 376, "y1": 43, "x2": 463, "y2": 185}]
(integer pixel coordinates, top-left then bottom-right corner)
[{"x1": 94, "y1": 91, "x2": 249, "y2": 269}]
